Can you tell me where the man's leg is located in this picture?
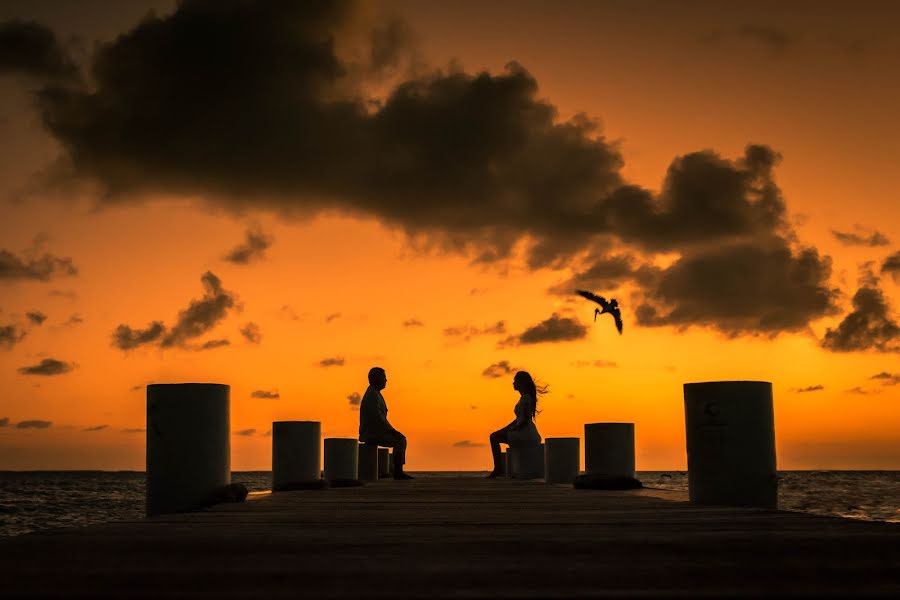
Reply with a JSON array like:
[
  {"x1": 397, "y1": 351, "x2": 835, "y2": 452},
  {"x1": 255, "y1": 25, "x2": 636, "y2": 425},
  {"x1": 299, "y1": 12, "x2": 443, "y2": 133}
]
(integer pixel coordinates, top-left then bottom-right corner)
[{"x1": 380, "y1": 431, "x2": 412, "y2": 479}]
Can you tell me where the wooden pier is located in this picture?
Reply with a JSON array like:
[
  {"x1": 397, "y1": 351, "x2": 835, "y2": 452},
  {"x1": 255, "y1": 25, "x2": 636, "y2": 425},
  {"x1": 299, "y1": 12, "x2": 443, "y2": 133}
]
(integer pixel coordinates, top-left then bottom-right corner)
[{"x1": 1, "y1": 476, "x2": 897, "y2": 598}]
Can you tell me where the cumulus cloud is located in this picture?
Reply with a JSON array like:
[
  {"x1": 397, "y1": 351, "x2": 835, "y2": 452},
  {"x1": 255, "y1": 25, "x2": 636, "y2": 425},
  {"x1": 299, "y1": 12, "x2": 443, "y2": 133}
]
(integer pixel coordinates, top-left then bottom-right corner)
[
  {"x1": 0, "y1": 323, "x2": 26, "y2": 349},
  {"x1": 83, "y1": 424, "x2": 108, "y2": 432},
  {"x1": 347, "y1": 392, "x2": 361, "y2": 406},
  {"x1": 63, "y1": 313, "x2": 84, "y2": 327},
  {"x1": 233, "y1": 428, "x2": 256, "y2": 436},
  {"x1": 111, "y1": 271, "x2": 236, "y2": 351},
  {"x1": 402, "y1": 318, "x2": 424, "y2": 327},
  {"x1": 26, "y1": 311, "x2": 47, "y2": 325},
  {"x1": 452, "y1": 440, "x2": 486, "y2": 448},
  {"x1": 443, "y1": 321, "x2": 506, "y2": 341},
  {"x1": 883, "y1": 251, "x2": 900, "y2": 282},
  {"x1": 0, "y1": 248, "x2": 78, "y2": 282},
  {"x1": 251, "y1": 389, "x2": 280, "y2": 399},
  {"x1": 869, "y1": 372, "x2": 900, "y2": 386},
  {"x1": 223, "y1": 227, "x2": 273, "y2": 264},
  {"x1": 18, "y1": 358, "x2": 73, "y2": 375},
  {"x1": 16, "y1": 419, "x2": 52, "y2": 429},
  {"x1": 792, "y1": 385, "x2": 824, "y2": 393},
  {"x1": 482, "y1": 360, "x2": 517, "y2": 378},
  {"x1": 318, "y1": 356, "x2": 345, "y2": 367},
  {"x1": 821, "y1": 273, "x2": 900, "y2": 353},
  {"x1": 831, "y1": 227, "x2": 890, "y2": 247},
  {"x1": 500, "y1": 313, "x2": 588, "y2": 346},
  {"x1": 0, "y1": 20, "x2": 79, "y2": 81},
  {"x1": 239, "y1": 322, "x2": 262, "y2": 344}
]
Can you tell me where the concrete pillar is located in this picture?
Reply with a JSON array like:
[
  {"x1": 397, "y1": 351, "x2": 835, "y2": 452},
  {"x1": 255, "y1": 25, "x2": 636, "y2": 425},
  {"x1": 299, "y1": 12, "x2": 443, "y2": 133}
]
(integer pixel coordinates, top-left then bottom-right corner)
[
  {"x1": 378, "y1": 448, "x2": 391, "y2": 478},
  {"x1": 684, "y1": 381, "x2": 777, "y2": 509},
  {"x1": 503, "y1": 449, "x2": 512, "y2": 477},
  {"x1": 584, "y1": 423, "x2": 635, "y2": 478},
  {"x1": 510, "y1": 445, "x2": 544, "y2": 480},
  {"x1": 272, "y1": 421, "x2": 321, "y2": 491},
  {"x1": 324, "y1": 438, "x2": 358, "y2": 481},
  {"x1": 358, "y1": 443, "x2": 379, "y2": 481},
  {"x1": 146, "y1": 383, "x2": 230, "y2": 517},
  {"x1": 545, "y1": 437, "x2": 580, "y2": 484}
]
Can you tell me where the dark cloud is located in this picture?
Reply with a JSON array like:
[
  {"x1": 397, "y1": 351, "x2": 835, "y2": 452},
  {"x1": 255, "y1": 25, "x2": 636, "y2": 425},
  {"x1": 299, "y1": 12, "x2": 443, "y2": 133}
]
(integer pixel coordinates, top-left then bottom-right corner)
[
  {"x1": 233, "y1": 428, "x2": 256, "y2": 437},
  {"x1": 481, "y1": 360, "x2": 517, "y2": 379},
  {"x1": 199, "y1": 338, "x2": 229, "y2": 350},
  {"x1": 882, "y1": 251, "x2": 900, "y2": 282},
  {"x1": 16, "y1": 419, "x2": 52, "y2": 429},
  {"x1": 501, "y1": 313, "x2": 588, "y2": 346},
  {"x1": 869, "y1": 372, "x2": 900, "y2": 386},
  {"x1": 572, "y1": 359, "x2": 617, "y2": 368},
  {"x1": 223, "y1": 227, "x2": 273, "y2": 264},
  {"x1": 832, "y1": 227, "x2": 890, "y2": 247},
  {"x1": 324, "y1": 312, "x2": 342, "y2": 323},
  {"x1": 112, "y1": 321, "x2": 165, "y2": 350},
  {"x1": 347, "y1": 392, "x2": 361, "y2": 406},
  {"x1": 703, "y1": 24, "x2": 793, "y2": 54},
  {"x1": 845, "y1": 387, "x2": 873, "y2": 395},
  {"x1": 239, "y1": 322, "x2": 261, "y2": 344},
  {"x1": 0, "y1": 323, "x2": 26, "y2": 349},
  {"x1": 48, "y1": 290, "x2": 77, "y2": 301},
  {"x1": 0, "y1": 248, "x2": 78, "y2": 281},
  {"x1": 318, "y1": 356, "x2": 345, "y2": 367},
  {"x1": 402, "y1": 318, "x2": 424, "y2": 327},
  {"x1": 26, "y1": 311, "x2": 47, "y2": 325},
  {"x1": 821, "y1": 277, "x2": 900, "y2": 353},
  {"x1": 130, "y1": 385, "x2": 143, "y2": 392},
  {"x1": 452, "y1": 440, "x2": 485, "y2": 448},
  {"x1": 470, "y1": 405, "x2": 478, "y2": 410},
  {"x1": 112, "y1": 271, "x2": 236, "y2": 351},
  {"x1": 63, "y1": 313, "x2": 84, "y2": 327},
  {"x1": 443, "y1": 321, "x2": 506, "y2": 341},
  {"x1": 0, "y1": 19, "x2": 79, "y2": 81},
  {"x1": 251, "y1": 389, "x2": 280, "y2": 399},
  {"x1": 0, "y1": 417, "x2": 8, "y2": 427},
  {"x1": 123, "y1": 427, "x2": 145, "y2": 433},
  {"x1": 792, "y1": 385, "x2": 824, "y2": 393},
  {"x1": 83, "y1": 424, "x2": 108, "y2": 432},
  {"x1": 18, "y1": 357, "x2": 73, "y2": 375}
]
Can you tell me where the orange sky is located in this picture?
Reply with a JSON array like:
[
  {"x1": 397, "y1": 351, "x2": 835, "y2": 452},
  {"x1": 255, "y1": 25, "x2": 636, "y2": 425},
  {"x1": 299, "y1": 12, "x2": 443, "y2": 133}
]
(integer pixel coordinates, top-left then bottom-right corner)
[{"x1": 0, "y1": 1, "x2": 898, "y2": 470}]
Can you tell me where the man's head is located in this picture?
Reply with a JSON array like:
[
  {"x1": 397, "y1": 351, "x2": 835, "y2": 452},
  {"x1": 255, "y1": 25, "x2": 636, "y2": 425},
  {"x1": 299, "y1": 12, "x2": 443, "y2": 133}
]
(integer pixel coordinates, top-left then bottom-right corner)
[{"x1": 368, "y1": 367, "x2": 387, "y2": 390}]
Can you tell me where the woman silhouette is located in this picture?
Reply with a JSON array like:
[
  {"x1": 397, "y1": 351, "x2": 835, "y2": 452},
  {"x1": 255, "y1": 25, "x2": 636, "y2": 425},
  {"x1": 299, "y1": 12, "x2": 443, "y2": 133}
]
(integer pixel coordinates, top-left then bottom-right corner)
[{"x1": 487, "y1": 371, "x2": 543, "y2": 478}]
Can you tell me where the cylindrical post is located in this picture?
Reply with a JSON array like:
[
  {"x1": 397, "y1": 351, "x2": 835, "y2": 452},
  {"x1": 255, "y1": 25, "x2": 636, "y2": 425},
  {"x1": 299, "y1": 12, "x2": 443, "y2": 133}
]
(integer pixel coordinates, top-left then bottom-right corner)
[
  {"x1": 324, "y1": 438, "x2": 358, "y2": 481},
  {"x1": 584, "y1": 423, "x2": 635, "y2": 478},
  {"x1": 684, "y1": 381, "x2": 777, "y2": 509},
  {"x1": 545, "y1": 437, "x2": 580, "y2": 484},
  {"x1": 378, "y1": 448, "x2": 390, "y2": 478},
  {"x1": 272, "y1": 421, "x2": 321, "y2": 490},
  {"x1": 358, "y1": 443, "x2": 379, "y2": 481},
  {"x1": 503, "y1": 449, "x2": 512, "y2": 477},
  {"x1": 146, "y1": 383, "x2": 230, "y2": 517}
]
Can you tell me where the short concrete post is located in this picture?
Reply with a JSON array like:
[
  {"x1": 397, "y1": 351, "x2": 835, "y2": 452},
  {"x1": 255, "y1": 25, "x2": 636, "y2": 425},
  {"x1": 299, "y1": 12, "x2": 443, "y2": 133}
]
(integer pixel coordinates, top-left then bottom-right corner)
[
  {"x1": 378, "y1": 448, "x2": 391, "y2": 478},
  {"x1": 272, "y1": 421, "x2": 321, "y2": 490},
  {"x1": 358, "y1": 443, "x2": 379, "y2": 481},
  {"x1": 545, "y1": 437, "x2": 580, "y2": 484},
  {"x1": 146, "y1": 383, "x2": 230, "y2": 517},
  {"x1": 584, "y1": 423, "x2": 635, "y2": 477},
  {"x1": 503, "y1": 449, "x2": 512, "y2": 477},
  {"x1": 684, "y1": 381, "x2": 777, "y2": 509},
  {"x1": 510, "y1": 445, "x2": 544, "y2": 480},
  {"x1": 324, "y1": 438, "x2": 358, "y2": 481}
]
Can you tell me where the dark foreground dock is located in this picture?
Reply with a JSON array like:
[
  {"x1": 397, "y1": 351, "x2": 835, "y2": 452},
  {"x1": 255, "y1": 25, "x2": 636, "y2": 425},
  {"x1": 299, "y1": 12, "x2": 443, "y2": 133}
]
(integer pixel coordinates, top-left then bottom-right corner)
[{"x1": 1, "y1": 476, "x2": 898, "y2": 598}]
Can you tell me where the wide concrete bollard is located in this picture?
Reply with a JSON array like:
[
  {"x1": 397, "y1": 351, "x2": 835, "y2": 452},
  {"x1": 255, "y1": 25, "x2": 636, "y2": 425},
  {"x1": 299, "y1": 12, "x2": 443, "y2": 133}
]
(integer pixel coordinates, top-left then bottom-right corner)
[
  {"x1": 324, "y1": 438, "x2": 358, "y2": 481},
  {"x1": 272, "y1": 421, "x2": 321, "y2": 490},
  {"x1": 510, "y1": 444, "x2": 544, "y2": 480},
  {"x1": 584, "y1": 423, "x2": 635, "y2": 478},
  {"x1": 684, "y1": 381, "x2": 777, "y2": 509},
  {"x1": 545, "y1": 437, "x2": 580, "y2": 484},
  {"x1": 358, "y1": 443, "x2": 379, "y2": 481},
  {"x1": 146, "y1": 383, "x2": 230, "y2": 517},
  {"x1": 378, "y1": 448, "x2": 391, "y2": 478}
]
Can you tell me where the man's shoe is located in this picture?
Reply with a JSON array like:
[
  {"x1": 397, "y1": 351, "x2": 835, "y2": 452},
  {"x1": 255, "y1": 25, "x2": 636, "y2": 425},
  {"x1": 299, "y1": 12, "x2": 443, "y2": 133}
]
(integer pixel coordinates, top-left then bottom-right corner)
[{"x1": 393, "y1": 472, "x2": 415, "y2": 480}]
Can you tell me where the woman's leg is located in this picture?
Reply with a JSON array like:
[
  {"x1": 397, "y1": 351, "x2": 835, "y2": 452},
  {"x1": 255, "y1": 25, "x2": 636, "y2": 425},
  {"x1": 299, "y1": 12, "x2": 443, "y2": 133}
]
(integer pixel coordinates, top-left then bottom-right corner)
[{"x1": 489, "y1": 428, "x2": 510, "y2": 475}]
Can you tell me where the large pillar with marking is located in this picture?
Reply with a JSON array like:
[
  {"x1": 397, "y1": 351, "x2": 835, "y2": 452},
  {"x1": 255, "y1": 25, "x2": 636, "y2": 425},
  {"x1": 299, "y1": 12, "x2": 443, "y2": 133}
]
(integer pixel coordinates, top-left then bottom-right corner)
[
  {"x1": 272, "y1": 421, "x2": 321, "y2": 490},
  {"x1": 684, "y1": 381, "x2": 777, "y2": 509},
  {"x1": 146, "y1": 383, "x2": 230, "y2": 517}
]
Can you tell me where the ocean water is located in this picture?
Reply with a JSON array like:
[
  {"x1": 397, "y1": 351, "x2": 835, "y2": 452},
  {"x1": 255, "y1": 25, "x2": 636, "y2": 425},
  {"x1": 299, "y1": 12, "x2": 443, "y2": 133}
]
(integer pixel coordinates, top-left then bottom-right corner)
[{"x1": 0, "y1": 470, "x2": 897, "y2": 537}]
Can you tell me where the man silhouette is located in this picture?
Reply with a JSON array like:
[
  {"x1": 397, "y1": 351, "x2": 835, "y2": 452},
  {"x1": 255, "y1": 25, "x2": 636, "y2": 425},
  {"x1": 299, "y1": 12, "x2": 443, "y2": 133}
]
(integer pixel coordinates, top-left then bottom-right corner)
[{"x1": 359, "y1": 367, "x2": 413, "y2": 480}]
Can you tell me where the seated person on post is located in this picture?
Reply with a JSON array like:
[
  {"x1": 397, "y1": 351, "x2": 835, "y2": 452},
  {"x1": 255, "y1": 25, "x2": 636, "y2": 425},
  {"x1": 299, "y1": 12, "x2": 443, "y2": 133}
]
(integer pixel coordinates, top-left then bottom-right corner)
[
  {"x1": 487, "y1": 370, "x2": 543, "y2": 478},
  {"x1": 359, "y1": 367, "x2": 414, "y2": 480}
]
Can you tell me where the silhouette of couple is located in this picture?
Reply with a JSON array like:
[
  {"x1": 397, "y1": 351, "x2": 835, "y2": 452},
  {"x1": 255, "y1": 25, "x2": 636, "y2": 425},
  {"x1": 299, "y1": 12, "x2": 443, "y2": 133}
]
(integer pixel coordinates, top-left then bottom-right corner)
[{"x1": 358, "y1": 367, "x2": 543, "y2": 480}]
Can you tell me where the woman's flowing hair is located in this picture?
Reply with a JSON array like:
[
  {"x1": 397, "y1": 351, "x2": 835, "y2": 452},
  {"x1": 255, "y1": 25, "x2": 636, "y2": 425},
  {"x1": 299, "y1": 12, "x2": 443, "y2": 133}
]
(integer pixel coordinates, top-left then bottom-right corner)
[{"x1": 514, "y1": 371, "x2": 548, "y2": 418}]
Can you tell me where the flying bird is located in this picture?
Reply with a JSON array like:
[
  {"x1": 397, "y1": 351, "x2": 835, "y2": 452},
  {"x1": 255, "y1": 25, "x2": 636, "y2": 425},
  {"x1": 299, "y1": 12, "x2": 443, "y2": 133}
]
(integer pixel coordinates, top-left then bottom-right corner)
[{"x1": 576, "y1": 290, "x2": 623, "y2": 334}]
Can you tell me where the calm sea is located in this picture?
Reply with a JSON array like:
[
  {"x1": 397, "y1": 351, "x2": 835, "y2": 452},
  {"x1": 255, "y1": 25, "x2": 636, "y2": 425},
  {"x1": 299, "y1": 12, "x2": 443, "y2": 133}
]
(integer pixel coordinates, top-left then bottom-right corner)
[{"x1": 0, "y1": 471, "x2": 897, "y2": 537}]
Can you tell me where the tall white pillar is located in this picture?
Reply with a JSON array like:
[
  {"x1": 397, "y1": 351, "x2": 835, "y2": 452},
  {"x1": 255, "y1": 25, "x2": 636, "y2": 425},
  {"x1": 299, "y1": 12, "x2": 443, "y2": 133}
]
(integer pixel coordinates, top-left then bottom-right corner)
[
  {"x1": 545, "y1": 437, "x2": 580, "y2": 484},
  {"x1": 146, "y1": 383, "x2": 230, "y2": 517},
  {"x1": 272, "y1": 421, "x2": 321, "y2": 490},
  {"x1": 324, "y1": 438, "x2": 358, "y2": 481},
  {"x1": 684, "y1": 381, "x2": 777, "y2": 509},
  {"x1": 584, "y1": 423, "x2": 635, "y2": 478}
]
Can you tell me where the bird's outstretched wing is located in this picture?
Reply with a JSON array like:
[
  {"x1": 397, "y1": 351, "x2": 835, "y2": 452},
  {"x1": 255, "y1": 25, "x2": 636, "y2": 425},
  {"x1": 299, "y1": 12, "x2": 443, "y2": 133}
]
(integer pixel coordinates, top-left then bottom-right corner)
[
  {"x1": 576, "y1": 290, "x2": 609, "y2": 310},
  {"x1": 611, "y1": 308, "x2": 624, "y2": 334}
]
